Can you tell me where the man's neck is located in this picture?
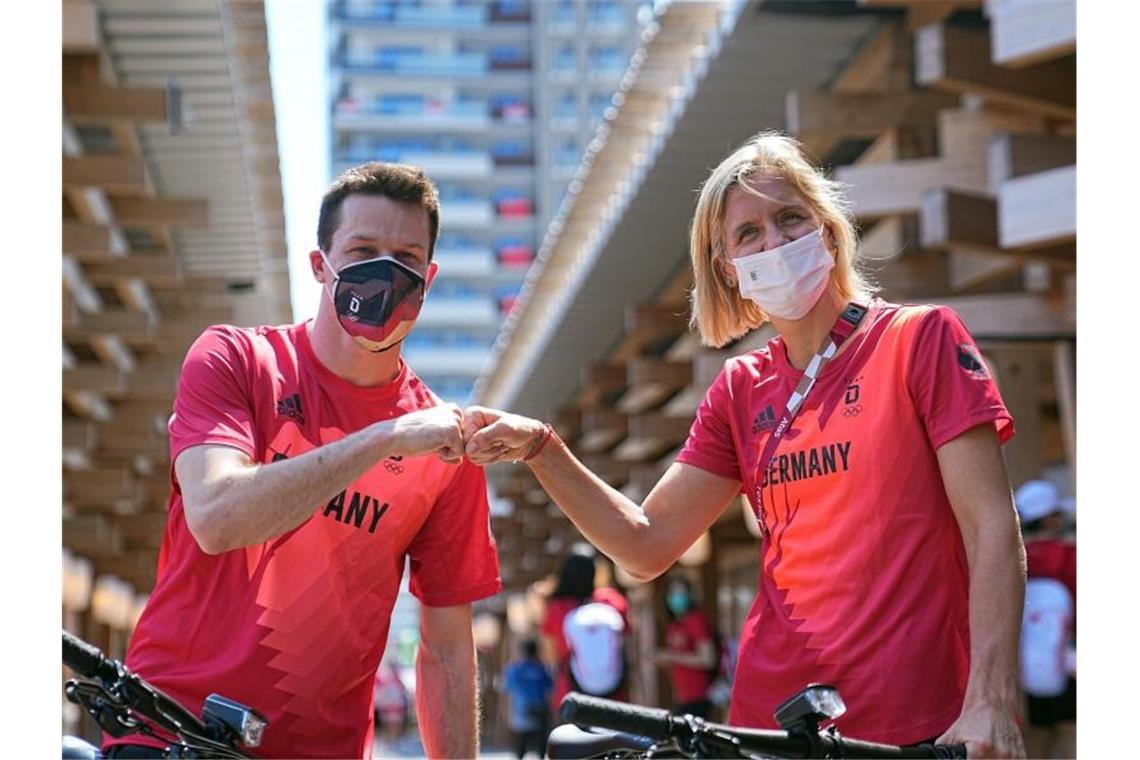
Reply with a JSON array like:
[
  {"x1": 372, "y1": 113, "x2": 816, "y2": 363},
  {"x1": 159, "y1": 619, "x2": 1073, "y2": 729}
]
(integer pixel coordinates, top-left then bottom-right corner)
[
  {"x1": 308, "y1": 307, "x2": 404, "y2": 387},
  {"x1": 769, "y1": 286, "x2": 852, "y2": 371}
]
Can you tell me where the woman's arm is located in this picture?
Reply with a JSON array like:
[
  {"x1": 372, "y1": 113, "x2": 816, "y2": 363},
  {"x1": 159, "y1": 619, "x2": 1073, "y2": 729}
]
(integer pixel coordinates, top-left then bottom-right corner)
[
  {"x1": 463, "y1": 406, "x2": 742, "y2": 581},
  {"x1": 934, "y1": 424, "x2": 1027, "y2": 759}
]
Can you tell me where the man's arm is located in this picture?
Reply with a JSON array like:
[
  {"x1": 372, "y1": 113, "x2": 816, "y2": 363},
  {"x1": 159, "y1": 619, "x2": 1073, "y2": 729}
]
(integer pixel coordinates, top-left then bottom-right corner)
[
  {"x1": 655, "y1": 640, "x2": 717, "y2": 669},
  {"x1": 462, "y1": 407, "x2": 741, "y2": 582},
  {"x1": 416, "y1": 603, "x2": 479, "y2": 758},
  {"x1": 935, "y1": 424, "x2": 1027, "y2": 759},
  {"x1": 177, "y1": 404, "x2": 466, "y2": 554}
]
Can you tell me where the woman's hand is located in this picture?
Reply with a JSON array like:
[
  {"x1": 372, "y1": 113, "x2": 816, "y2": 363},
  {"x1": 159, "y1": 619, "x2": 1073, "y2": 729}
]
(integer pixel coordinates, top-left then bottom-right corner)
[{"x1": 461, "y1": 405, "x2": 547, "y2": 465}]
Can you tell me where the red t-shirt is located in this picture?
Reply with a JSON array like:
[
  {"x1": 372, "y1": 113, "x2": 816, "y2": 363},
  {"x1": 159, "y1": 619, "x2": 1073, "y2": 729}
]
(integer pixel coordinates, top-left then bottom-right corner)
[
  {"x1": 540, "y1": 587, "x2": 630, "y2": 711},
  {"x1": 106, "y1": 322, "x2": 501, "y2": 759},
  {"x1": 665, "y1": 609, "x2": 715, "y2": 704},
  {"x1": 676, "y1": 301, "x2": 1013, "y2": 745},
  {"x1": 1025, "y1": 538, "x2": 1076, "y2": 630}
]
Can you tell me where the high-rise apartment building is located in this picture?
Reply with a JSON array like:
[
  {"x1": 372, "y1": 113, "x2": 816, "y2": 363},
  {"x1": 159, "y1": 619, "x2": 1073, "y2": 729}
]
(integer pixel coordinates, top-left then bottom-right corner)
[{"x1": 328, "y1": 0, "x2": 649, "y2": 404}]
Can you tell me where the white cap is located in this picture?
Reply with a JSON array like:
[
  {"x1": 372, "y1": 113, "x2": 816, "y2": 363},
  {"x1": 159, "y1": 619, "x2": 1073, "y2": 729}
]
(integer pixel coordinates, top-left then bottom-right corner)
[{"x1": 1015, "y1": 480, "x2": 1062, "y2": 522}]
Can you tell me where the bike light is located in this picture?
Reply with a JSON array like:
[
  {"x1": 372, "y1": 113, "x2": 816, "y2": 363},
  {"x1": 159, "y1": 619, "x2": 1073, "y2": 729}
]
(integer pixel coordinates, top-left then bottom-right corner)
[
  {"x1": 240, "y1": 711, "x2": 267, "y2": 748},
  {"x1": 773, "y1": 684, "x2": 847, "y2": 731}
]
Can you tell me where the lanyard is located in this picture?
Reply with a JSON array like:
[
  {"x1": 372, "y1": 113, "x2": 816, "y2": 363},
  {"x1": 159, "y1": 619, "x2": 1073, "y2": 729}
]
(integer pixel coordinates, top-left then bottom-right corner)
[{"x1": 751, "y1": 302, "x2": 868, "y2": 535}]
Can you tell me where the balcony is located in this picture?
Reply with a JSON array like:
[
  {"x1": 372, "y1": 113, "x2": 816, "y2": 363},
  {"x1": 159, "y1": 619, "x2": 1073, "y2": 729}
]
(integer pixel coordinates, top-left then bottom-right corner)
[
  {"x1": 442, "y1": 199, "x2": 495, "y2": 227},
  {"x1": 401, "y1": 345, "x2": 491, "y2": 376},
  {"x1": 434, "y1": 247, "x2": 496, "y2": 277},
  {"x1": 333, "y1": 100, "x2": 490, "y2": 133},
  {"x1": 417, "y1": 295, "x2": 500, "y2": 327},
  {"x1": 340, "y1": 50, "x2": 488, "y2": 77},
  {"x1": 334, "y1": 1, "x2": 486, "y2": 28}
]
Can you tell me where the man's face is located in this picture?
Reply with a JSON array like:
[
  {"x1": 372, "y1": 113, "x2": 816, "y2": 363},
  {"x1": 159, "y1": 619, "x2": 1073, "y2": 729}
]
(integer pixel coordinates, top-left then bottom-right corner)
[
  {"x1": 324, "y1": 194, "x2": 433, "y2": 277},
  {"x1": 315, "y1": 194, "x2": 438, "y2": 351}
]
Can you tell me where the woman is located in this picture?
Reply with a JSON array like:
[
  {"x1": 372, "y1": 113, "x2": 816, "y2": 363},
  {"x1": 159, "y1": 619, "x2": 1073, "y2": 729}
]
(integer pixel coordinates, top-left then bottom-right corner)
[
  {"x1": 654, "y1": 576, "x2": 718, "y2": 720},
  {"x1": 465, "y1": 132, "x2": 1026, "y2": 757},
  {"x1": 539, "y1": 551, "x2": 631, "y2": 713}
]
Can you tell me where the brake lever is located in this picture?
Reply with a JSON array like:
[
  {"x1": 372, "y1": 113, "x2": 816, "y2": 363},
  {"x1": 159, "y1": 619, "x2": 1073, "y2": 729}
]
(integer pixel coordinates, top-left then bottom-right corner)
[{"x1": 66, "y1": 679, "x2": 141, "y2": 738}]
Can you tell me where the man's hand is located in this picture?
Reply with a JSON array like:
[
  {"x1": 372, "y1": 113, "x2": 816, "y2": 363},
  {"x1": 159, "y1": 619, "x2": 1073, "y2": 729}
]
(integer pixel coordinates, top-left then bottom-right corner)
[
  {"x1": 387, "y1": 403, "x2": 466, "y2": 464},
  {"x1": 937, "y1": 701, "x2": 1025, "y2": 758},
  {"x1": 461, "y1": 406, "x2": 546, "y2": 465}
]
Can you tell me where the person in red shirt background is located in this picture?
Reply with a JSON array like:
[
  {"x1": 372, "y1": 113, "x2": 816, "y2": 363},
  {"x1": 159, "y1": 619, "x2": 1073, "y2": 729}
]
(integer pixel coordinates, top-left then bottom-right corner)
[
  {"x1": 653, "y1": 576, "x2": 717, "y2": 719},
  {"x1": 539, "y1": 550, "x2": 631, "y2": 713},
  {"x1": 104, "y1": 163, "x2": 501, "y2": 759},
  {"x1": 460, "y1": 131, "x2": 1026, "y2": 757},
  {"x1": 1015, "y1": 479, "x2": 1076, "y2": 759}
]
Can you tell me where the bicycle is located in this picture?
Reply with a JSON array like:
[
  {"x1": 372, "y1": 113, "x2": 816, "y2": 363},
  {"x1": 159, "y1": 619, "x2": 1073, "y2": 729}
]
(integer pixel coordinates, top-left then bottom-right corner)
[
  {"x1": 61, "y1": 630, "x2": 267, "y2": 759},
  {"x1": 547, "y1": 684, "x2": 967, "y2": 759}
]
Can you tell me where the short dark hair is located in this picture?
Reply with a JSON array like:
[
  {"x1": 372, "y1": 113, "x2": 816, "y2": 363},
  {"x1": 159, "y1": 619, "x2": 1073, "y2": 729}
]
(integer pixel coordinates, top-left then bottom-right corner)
[{"x1": 317, "y1": 162, "x2": 441, "y2": 259}]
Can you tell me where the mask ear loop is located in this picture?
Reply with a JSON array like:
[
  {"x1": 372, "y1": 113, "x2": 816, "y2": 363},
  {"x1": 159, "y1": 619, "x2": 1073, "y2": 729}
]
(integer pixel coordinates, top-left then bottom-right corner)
[{"x1": 318, "y1": 250, "x2": 341, "y2": 306}]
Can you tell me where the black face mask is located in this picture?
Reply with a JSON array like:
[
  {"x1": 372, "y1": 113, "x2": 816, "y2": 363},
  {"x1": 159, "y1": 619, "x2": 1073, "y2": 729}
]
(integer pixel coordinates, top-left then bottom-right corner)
[{"x1": 320, "y1": 251, "x2": 426, "y2": 352}]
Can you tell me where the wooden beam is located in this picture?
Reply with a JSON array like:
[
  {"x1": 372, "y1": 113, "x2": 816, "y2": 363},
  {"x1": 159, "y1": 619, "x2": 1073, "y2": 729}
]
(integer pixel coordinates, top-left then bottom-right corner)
[
  {"x1": 986, "y1": 0, "x2": 1076, "y2": 68},
  {"x1": 63, "y1": 156, "x2": 148, "y2": 193},
  {"x1": 936, "y1": 293, "x2": 1074, "y2": 338},
  {"x1": 610, "y1": 304, "x2": 689, "y2": 362},
  {"x1": 947, "y1": 250, "x2": 1021, "y2": 293},
  {"x1": 997, "y1": 165, "x2": 1075, "y2": 250},
  {"x1": 920, "y1": 188, "x2": 999, "y2": 253},
  {"x1": 577, "y1": 411, "x2": 628, "y2": 454},
  {"x1": 63, "y1": 0, "x2": 100, "y2": 53},
  {"x1": 63, "y1": 516, "x2": 124, "y2": 557},
  {"x1": 64, "y1": 390, "x2": 113, "y2": 422},
  {"x1": 108, "y1": 197, "x2": 209, "y2": 228},
  {"x1": 65, "y1": 309, "x2": 155, "y2": 343},
  {"x1": 63, "y1": 419, "x2": 97, "y2": 471},
  {"x1": 64, "y1": 364, "x2": 129, "y2": 397},
  {"x1": 987, "y1": 133, "x2": 1075, "y2": 189},
  {"x1": 915, "y1": 23, "x2": 1075, "y2": 119},
  {"x1": 64, "y1": 83, "x2": 172, "y2": 124},
  {"x1": 63, "y1": 221, "x2": 128, "y2": 260},
  {"x1": 786, "y1": 89, "x2": 957, "y2": 140},
  {"x1": 616, "y1": 359, "x2": 692, "y2": 414},
  {"x1": 62, "y1": 256, "x2": 104, "y2": 313},
  {"x1": 90, "y1": 335, "x2": 137, "y2": 373},
  {"x1": 86, "y1": 255, "x2": 182, "y2": 287},
  {"x1": 577, "y1": 363, "x2": 628, "y2": 410}
]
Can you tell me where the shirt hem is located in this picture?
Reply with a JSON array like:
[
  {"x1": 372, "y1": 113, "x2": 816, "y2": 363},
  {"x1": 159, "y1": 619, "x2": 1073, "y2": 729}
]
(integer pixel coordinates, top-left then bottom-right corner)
[
  {"x1": 675, "y1": 452, "x2": 741, "y2": 482},
  {"x1": 171, "y1": 434, "x2": 257, "y2": 464},
  {"x1": 414, "y1": 577, "x2": 503, "y2": 608},
  {"x1": 929, "y1": 407, "x2": 1015, "y2": 451}
]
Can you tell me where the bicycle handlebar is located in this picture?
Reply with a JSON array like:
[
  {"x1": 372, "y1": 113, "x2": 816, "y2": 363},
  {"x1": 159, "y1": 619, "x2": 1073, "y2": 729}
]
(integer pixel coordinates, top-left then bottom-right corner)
[
  {"x1": 558, "y1": 693, "x2": 967, "y2": 759},
  {"x1": 63, "y1": 630, "x2": 119, "y2": 683}
]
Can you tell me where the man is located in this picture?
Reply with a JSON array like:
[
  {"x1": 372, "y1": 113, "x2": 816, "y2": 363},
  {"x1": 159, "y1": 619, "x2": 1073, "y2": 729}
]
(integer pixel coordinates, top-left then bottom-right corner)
[{"x1": 104, "y1": 163, "x2": 501, "y2": 759}]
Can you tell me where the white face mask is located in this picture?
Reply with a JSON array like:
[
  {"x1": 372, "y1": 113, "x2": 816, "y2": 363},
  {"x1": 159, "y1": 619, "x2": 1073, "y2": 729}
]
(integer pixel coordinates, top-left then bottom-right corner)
[{"x1": 730, "y1": 226, "x2": 834, "y2": 320}]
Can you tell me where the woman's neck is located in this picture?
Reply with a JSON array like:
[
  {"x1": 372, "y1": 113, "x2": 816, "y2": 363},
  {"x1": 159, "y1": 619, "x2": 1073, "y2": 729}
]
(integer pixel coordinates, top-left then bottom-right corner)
[{"x1": 769, "y1": 286, "x2": 851, "y2": 371}]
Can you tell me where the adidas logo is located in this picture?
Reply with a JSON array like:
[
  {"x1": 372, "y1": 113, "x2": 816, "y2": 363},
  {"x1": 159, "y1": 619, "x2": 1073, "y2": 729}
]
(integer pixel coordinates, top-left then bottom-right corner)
[
  {"x1": 751, "y1": 404, "x2": 776, "y2": 434},
  {"x1": 276, "y1": 393, "x2": 305, "y2": 425}
]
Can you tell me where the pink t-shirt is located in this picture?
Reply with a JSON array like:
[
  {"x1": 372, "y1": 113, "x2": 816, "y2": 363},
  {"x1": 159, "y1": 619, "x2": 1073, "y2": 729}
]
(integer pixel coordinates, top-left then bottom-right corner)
[
  {"x1": 676, "y1": 301, "x2": 1013, "y2": 744},
  {"x1": 107, "y1": 322, "x2": 501, "y2": 759}
]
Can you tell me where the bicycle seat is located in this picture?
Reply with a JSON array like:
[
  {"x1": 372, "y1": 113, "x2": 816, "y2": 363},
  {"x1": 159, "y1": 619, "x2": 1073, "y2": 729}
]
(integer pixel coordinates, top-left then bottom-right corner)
[{"x1": 546, "y1": 723, "x2": 655, "y2": 759}]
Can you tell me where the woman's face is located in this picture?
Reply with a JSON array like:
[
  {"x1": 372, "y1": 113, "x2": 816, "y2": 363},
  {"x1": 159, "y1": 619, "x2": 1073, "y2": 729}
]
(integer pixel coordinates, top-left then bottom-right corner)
[{"x1": 719, "y1": 174, "x2": 822, "y2": 277}]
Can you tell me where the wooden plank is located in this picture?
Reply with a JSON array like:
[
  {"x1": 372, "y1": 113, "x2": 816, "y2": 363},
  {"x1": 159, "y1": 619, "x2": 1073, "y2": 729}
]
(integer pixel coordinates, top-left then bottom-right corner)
[
  {"x1": 616, "y1": 359, "x2": 693, "y2": 415},
  {"x1": 947, "y1": 250, "x2": 1020, "y2": 293},
  {"x1": 63, "y1": 156, "x2": 147, "y2": 192},
  {"x1": 90, "y1": 335, "x2": 137, "y2": 373},
  {"x1": 915, "y1": 23, "x2": 1075, "y2": 119},
  {"x1": 63, "y1": 419, "x2": 97, "y2": 471},
  {"x1": 85, "y1": 255, "x2": 182, "y2": 287},
  {"x1": 577, "y1": 411, "x2": 628, "y2": 454},
  {"x1": 935, "y1": 293, "x2": 1073, "y2": 338},
  {"x1": 786, "y1": 89, "x2": 957, "y2": 141},
  {"x1": 63, "y1": 516, "x2": 124, "y2": 557},
  {"x1": 62, "y1": 256, "x2": 104, "y2": 313},
  {"x1": 610, "y1": 303, "x2": 689, "y2": 362},
  {"x1": 1051, "y1": 340, "x2": 1076, "y2": 481},
  {"x1": 65, "y1": 309, "x2": 155, "y2": 342},
  {"x1": 906, "y1": 1, "x2": 958, "y2": 33},
  {"x1": 997, "y1": 165, "x2": 1075, "y2": 250},
  {"x1": 987, "y1": 133, "x2": 1075, "y2": 189},
  {"x1": 64, "y1": 84, "x2": 171, "y2": 123},
  {"x1": 63, "y1": 0, "x2": 100, "y2": 53},
  {"x1": 63, "y1": 221, "x2": 128, "y2": 259},
  {"x1": 577, "y1": 362, "x2": 628, "y2": 410},
  {"x1": 64, "y1": 364, "x2": 129, "y2": 397},
  {"x1": 920, "y1": 188, "x2": 999, "y2": 252},
  {"x1": 986, "y1": 0, "x2": 1076, "y2": 68},
  {"x1": 64, "y1": 390, "x2": 113, "y2": 422},
  {"x1": 109, "y1": 197, "x2": 209, "y2": 228}
]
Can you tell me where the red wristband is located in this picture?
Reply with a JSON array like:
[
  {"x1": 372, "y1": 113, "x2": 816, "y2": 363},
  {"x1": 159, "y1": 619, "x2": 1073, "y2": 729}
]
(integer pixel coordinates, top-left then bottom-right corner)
[{"x1": 522, "y1": 423, "x2": 555, "y2": 462}]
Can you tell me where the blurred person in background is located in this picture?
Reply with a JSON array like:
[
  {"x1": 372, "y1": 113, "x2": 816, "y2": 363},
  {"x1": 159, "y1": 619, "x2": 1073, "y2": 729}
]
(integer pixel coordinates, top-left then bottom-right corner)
[
  {"x1": 104, "y1": 163, "x2": 501, "y2": 759},
  {"x1": 461, "y1": 131, "x2": 1025, "y2": 757},
  {"x1": 653, "y1": 575, "x2": 718, "y2": 719},
  {"x1": 502, "y1": 638, "x2": 554, "y2": 759},
  {"x1": 540, "y1": 550, "x2": 632, "y2": 713},
  {"x1": 1015, "y1": 480, "x2": 1076, "y2": 759},
  {"x1": 373, "y1": 660, "x2": 410, "y2": 745}
]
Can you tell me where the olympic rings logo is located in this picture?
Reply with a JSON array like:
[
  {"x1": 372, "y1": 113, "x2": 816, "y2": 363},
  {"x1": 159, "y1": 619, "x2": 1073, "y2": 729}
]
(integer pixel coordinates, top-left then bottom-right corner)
[{"x1": 842, "y1": 404, "x2": 862, "y2": 417}]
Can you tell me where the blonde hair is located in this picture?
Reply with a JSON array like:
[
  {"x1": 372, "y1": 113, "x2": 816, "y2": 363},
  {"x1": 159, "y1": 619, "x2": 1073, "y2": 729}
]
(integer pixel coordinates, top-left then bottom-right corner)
[{"x1": 688, "y1": 131, "x2": 874, "y2": 347}]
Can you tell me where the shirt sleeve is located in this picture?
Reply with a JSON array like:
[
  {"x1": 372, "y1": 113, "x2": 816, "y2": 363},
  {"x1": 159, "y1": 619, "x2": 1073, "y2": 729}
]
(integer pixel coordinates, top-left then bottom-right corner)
[
  {"x1": 907, "y1": 306, "x2": 1015, "y2": 451},
  {"x1": 407, "y1": 459, "x2": 502, "y2": 607},
  {"x1": 675, "y1": 362, "x2": 742, "y2": 481},
  {"x1": 168, "y1": 325, "x2": 258, "y2": 463}
]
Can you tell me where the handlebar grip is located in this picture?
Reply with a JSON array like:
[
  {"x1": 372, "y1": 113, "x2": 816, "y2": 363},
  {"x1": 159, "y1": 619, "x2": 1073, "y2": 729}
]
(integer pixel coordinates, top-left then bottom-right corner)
[
  {"x1": 559, "y1": 692, "x2": 676, "y2": 741},
  {"x1": 932, "y1": 743, "x2": 967, "y2": 759},
  {"x1": 63, "y1": 630, "x2": 116, "y2": 681}
]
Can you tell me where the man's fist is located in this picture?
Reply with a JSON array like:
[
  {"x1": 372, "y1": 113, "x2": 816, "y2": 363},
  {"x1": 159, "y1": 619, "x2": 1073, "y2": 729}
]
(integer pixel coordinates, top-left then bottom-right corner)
[
  {"x1": 387, "y1": 404, "x2": 466, "y2": 464},
  {"x1": 461, "y1": 406, "x2": 546, "y2": 465}
]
